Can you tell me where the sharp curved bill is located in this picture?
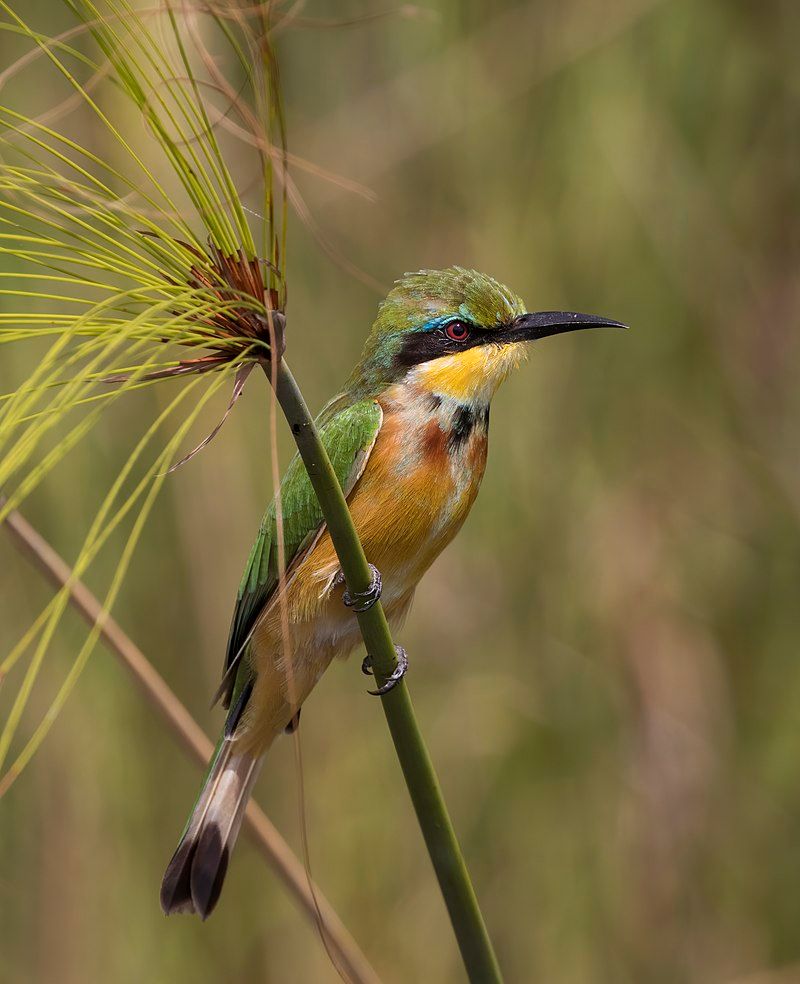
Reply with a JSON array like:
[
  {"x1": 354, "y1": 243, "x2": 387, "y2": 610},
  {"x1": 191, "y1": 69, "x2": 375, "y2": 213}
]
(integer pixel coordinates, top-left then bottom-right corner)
[{"x1": 507, "y1": 311, "x2": 628, "y2": 343}]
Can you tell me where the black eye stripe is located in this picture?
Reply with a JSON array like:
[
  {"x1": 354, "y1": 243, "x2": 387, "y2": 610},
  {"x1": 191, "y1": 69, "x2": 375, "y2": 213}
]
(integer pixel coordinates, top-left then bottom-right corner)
[{"x1": 393, "y1": 321, "x2": 504, "y2": 371}]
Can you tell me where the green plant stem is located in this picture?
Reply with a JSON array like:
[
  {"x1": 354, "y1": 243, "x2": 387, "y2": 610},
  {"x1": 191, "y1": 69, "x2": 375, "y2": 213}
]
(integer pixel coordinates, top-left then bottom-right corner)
[{"x1": 270, "y1": 359, "x2": 504, "y2": 984}]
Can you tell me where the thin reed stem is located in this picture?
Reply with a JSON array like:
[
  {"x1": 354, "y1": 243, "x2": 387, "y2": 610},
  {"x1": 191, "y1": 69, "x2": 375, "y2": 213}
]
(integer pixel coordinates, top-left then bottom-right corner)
[
  {"x1": 271, "y1": 359, "x2": 504, "y2": 984},
  {"x1": 0, "y1": 496, "x2": 381, "y2": 984}
]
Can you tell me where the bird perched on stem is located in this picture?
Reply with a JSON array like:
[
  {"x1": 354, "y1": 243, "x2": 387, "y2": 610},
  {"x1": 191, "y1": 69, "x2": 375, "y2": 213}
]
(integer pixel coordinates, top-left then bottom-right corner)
[{"x1": 161, "y1": 266, "x2": 624, "y2": 918}]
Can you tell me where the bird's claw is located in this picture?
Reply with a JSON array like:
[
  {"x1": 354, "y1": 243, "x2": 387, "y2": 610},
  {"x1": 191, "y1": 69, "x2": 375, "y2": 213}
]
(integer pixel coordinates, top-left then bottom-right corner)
[
  {"x1": 339, "y1": 563, "x2": 382, "y2": 613},
  {"x1": 364, "y1": 646, "x2": 408, "y2": 696}
]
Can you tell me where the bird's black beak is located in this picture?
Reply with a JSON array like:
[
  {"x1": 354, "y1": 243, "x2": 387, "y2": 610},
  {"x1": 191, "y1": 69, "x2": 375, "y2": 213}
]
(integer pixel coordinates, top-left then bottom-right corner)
[{"x1": 508, "y1": 311, "x2": 627, "y2": 343}]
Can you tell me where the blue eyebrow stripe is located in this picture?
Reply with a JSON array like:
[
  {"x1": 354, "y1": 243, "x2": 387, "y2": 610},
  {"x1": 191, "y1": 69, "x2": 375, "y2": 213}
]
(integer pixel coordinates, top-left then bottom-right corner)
[{"x1": 416, "y1": 314, "x2": 475, "y2": 332}]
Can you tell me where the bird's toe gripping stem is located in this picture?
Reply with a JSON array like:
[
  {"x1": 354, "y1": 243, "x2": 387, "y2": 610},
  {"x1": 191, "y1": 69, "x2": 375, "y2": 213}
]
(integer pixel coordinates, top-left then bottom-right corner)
[
  {"x1": 337, "y1": 563, "x2": 382, "y2": 613},
  {"x1": 336, "y1": 563, "x2": 405, "y2": 694},
  {"x1": 362, "y1": 646, "x2": 409, "y2": 696}
]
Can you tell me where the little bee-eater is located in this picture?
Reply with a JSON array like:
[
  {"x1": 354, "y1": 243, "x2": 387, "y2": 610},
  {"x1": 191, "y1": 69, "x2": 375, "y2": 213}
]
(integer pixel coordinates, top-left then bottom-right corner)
[{"x1": 161, "y1": 267, "x2": 623, "y2": 917}]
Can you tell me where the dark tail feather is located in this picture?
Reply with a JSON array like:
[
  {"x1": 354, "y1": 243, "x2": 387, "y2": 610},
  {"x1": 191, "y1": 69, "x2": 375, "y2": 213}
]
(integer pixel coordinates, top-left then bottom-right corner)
[{"x1": 160, "y1": 742, "x2": 262, "y2": 919}]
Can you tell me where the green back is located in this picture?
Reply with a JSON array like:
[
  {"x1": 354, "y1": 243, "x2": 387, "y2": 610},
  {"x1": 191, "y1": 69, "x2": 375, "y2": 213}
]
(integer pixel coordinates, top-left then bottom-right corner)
[{"x1": 218, "y1": 399, "x2": 383, "y2": 719}]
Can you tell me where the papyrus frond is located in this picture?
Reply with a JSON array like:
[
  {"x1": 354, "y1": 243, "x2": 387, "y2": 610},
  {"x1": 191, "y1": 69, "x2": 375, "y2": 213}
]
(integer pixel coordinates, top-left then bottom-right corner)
[{"x1": 0, "y1": 0, "x2": 288, "y2": 789}]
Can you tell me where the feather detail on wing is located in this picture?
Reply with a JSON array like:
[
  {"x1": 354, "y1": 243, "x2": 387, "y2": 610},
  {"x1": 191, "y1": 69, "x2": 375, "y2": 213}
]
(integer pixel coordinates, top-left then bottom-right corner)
[{"x1": 213, "y1": 399, "x2": 383, "y2": 714}]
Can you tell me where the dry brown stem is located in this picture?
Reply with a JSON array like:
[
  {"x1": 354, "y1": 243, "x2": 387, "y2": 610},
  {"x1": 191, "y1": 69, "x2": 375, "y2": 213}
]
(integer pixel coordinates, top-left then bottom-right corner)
[{"x1": 1, "y1": 499, "x2": 381, "y2": 984}]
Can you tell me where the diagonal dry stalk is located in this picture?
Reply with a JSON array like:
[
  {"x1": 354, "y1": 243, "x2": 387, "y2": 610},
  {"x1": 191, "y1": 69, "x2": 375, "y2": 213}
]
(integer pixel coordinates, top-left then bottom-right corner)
[{"x1": 0, "y1": 495, "x2": 381, "y2": 984}]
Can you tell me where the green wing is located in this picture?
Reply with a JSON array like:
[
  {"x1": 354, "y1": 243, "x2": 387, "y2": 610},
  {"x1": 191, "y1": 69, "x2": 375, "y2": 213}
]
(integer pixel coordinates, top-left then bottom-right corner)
[{"x1": 217, "y1": 399, "x2": 383, "y2": 721}]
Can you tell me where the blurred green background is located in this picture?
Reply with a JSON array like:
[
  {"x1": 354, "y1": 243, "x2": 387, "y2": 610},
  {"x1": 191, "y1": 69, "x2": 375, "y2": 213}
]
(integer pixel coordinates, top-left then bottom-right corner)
[{"x1": 2, "y1": 0, "x2": 800, "y2": 981}]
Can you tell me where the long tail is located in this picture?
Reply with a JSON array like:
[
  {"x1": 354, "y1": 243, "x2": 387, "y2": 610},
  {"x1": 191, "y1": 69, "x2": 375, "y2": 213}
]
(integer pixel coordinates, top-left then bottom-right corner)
[{"x1": 160, "y1": 740, "x2": 263, "y2": 919}]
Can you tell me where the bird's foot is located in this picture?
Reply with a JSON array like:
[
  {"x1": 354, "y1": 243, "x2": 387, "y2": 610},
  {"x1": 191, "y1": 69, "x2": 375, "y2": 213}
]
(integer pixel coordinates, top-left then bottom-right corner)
[
  {"x1": 362, "y1": 646, "x2": 408, "y2": 696},
  {"x1": 335, "y1": 563, "x2": 382, "y2": 613}
]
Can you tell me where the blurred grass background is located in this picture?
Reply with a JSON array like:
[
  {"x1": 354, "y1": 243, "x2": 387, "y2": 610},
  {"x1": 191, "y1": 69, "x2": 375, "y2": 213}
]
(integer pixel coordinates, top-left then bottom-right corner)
[{"x1": 2, "y1": 0, "x2": 800, "y2": 981}]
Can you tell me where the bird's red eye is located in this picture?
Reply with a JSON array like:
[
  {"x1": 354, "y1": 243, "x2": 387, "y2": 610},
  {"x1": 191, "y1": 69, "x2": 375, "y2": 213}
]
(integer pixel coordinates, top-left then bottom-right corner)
[{"x1": 445, "y1": 320, "x2": 470, "y2": 341}]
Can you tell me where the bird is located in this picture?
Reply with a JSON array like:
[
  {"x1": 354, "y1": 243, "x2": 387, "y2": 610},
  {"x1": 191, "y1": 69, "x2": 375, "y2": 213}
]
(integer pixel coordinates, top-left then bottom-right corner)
[{"x1": 160, "y1": 266, "x2": 624, "y2": 918}]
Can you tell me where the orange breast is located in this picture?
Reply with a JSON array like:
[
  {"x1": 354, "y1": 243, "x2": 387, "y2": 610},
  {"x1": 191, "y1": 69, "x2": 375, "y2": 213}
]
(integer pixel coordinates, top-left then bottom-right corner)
[
  {"x1": 283, "y1": 391, "x2": 487, "y2": 627},
  {"x1": 244, "y1": 390, "x2": 489, "y2": 749},
  {"x1": 344, "y1": 396, "x2": 485, "y2": 584}
]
